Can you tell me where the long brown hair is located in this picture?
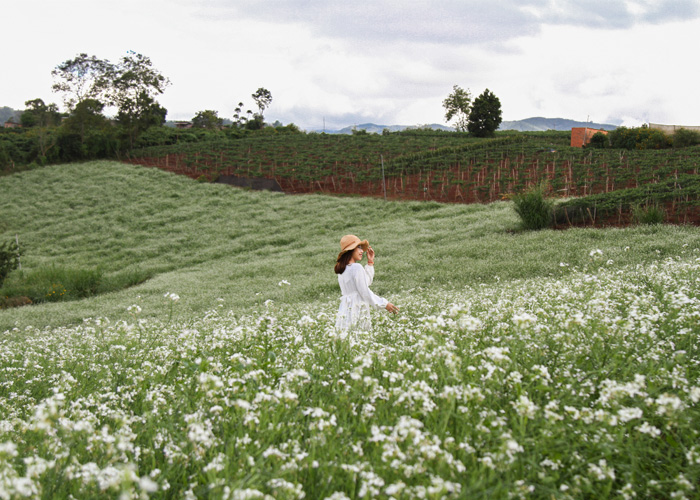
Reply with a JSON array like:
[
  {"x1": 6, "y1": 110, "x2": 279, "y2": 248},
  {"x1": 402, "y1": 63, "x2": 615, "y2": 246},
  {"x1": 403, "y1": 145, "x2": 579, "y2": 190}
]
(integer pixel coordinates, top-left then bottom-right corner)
[{"x1": 335, "y1": 250, "x2": 354, "y2": 274}]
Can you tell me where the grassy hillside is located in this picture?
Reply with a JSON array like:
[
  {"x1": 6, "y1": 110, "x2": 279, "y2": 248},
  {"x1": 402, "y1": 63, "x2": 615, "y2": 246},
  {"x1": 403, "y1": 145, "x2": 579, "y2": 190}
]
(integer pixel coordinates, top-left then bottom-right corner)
[
  {"x1": 2, "y1": 161, "x2": 700, "y2": 498},
  {"x1": 2, "y1": 160, "x2": 700, "y2": 331}
]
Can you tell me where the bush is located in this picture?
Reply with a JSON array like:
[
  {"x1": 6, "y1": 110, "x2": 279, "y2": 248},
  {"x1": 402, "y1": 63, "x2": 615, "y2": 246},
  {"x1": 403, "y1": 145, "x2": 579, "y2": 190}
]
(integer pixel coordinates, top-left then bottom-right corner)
[
  {"x1": 632, "y1": 203, "x2": 666, "y2": 225},
  {"x1": 609, "y1": 126, "x2": 672, "y2": 150},
  {"x1": 587, "y1": 132, "x2": 609, "y2": 149},
  {"x1": 512, "y1": 183, "x2": 554, "y2": 230},
  {"x1": 1, "y1": 265, "x2": 103, "y2": 303},
  {"x1": 673, "y1": 128, "x2": 700, "y2": 148},
  {"x1": 0, "y1": 265, "x2": 154, "y2": 305},
  {"x1": 0, "y1": 240, "x2": 21, "y2": 287}
]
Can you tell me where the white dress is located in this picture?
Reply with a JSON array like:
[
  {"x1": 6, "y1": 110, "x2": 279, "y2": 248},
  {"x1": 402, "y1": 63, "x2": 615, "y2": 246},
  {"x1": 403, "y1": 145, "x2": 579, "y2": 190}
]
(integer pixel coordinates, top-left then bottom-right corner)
[{"x1": 336, "y1": 263, "x2": 389, "y2": 332}]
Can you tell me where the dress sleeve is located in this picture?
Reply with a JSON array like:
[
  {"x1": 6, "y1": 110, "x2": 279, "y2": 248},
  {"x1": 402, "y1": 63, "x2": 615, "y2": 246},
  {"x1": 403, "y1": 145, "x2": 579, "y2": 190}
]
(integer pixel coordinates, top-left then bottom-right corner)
[
  {"x1": 352, "y1": 264, "x2": 388, "y2": 310},
  {"x1": 364, "y1": 264, "x2": 374, "y2": 286}
]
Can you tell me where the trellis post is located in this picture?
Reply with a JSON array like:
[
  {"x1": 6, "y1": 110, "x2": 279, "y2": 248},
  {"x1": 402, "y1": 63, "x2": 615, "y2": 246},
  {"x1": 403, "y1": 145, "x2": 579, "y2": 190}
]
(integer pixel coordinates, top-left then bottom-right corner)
[{"x1": 380, "y1": 155, "x2": 387, "y2": 201}]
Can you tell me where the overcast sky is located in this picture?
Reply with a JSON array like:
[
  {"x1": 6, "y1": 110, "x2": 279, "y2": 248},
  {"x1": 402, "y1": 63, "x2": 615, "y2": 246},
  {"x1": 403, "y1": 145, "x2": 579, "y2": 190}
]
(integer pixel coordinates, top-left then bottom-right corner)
[{"x1": 3, "y1": 0, "x2": 700, "y2": 130}]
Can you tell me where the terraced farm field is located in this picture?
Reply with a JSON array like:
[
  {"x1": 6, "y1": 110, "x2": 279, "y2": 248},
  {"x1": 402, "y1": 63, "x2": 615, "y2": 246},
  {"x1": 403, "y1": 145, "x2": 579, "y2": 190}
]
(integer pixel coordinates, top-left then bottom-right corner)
[{"x1": 126, "y1": 132, "x2": 700, "y2": 206}]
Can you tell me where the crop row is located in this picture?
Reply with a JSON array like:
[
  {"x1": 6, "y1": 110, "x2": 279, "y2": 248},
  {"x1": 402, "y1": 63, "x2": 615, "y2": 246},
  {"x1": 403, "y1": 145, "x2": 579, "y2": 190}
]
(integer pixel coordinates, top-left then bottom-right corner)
[
  {"x1": 554, "y1": 173, "x2": 700, "y2": 226},
  {"x1": 126, "y1": 134, "x2": 700, "y2": 204}
]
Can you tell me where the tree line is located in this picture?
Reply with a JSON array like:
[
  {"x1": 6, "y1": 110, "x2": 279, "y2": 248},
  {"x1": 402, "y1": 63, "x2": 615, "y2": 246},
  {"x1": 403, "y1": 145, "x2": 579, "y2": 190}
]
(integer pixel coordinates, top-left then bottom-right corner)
[
  {"x1": 1, "y1": 51, "x2": 510, "y2": 172},
  {"x1": 588, "y1": 125, "x2": 700, "y2": 150},
  {"x1": 0, "y1": 51, "x2": 288, "y2": 171}
]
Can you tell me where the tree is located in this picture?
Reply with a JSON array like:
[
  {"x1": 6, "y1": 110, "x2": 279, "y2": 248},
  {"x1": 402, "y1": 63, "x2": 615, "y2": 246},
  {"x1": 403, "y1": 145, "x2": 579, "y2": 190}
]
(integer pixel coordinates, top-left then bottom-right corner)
[
  {"x1": 252, "y1": 87, "x2": 272, "y2": 121},
  {"x1": 61, "y1": 99, "x2": 108, "y2": 138},
  {"x1": 443, "y1": 85, "x2": 471, "y2": 132},
  {"x1": 115, "y1": 91, "x2": 167, "y2": 147},
  {"x1": 245, "y1": 113, "x2": 265, "y2": 130},
  {"x1": 60, "y1": 98, "x2": 113, "y2": 159},
  {"x1": 21, "y1": 99, "x2": 62, "y2": 163},
  {"x1": 109, "y1": 51, "x2": 170, "y2": 147},
  {"x1": 192, "y1": 110, "x2": 223, "y2": 130},
  {"x1": 52, "y1": 51, "x2": 169, "y2": 149},
  {"x1": 233, "y1": 102, "x2": 248, "y2": 127},
  {"x1": 467, "y1": 89, "x2": 502, "y2": 137},
  {"x1": 21, "y1": 99, "x2": 62, "y2": 128},
  {"x1": 51, "y1": 53, "x2": 113, "y2": 110}
]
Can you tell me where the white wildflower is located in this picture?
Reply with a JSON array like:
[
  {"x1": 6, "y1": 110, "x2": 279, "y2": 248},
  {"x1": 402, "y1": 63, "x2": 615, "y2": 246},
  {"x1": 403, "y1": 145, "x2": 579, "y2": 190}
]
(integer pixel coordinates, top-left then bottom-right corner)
[
  {"x1": 589, "y1": 248, "x2": 603, "y2": 258},
  {"x1": 512, "y1": 395, "x2": 538, "y2": 418},
  {"x1": 637, "y1": 422, "x2": 661, "y2": 437},
  {"x1": 512, "y1": 312, "x2": 536, "y2": 329},
  {"x1": 588, "y1": 459, "x2": 615, "y2": 481},
  {"x1": 618, "y1": 407, "x2": 643, "y2": 423},
  {"x1": 655, "y1": 393, "x2": 684, "y2": 415}
]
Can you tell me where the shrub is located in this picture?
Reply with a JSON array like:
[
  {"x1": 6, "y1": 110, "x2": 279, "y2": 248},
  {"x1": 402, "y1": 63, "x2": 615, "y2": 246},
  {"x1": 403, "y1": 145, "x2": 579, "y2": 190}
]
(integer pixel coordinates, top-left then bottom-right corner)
[
  {"x1": 512, "y1": 183, "x2": 554, "y2": 230},
  {"x1": 673, "y1": 128, "x2": 700, "y2": 148},
  {"x1": 638, "y1": 128, "x2": 672, "y2": 150},
  {"x1": 0, "y1": 265, "x2": 153, "y2": 305},
  {"x1": 1, "y1": 265, "x2": 103, "y2": 303},
  {"x1": 632, "y1": 203, "x2": 666, "y2": 225},
  {"x1": 587, "y1": 132, "x2": 609, "y2": 149},
  {"x1": 609, "y1": 126, "x2": 672, "y2": 150},
  {"x1": 0, "y1": 240, "x2": 21, "y2": 287}
]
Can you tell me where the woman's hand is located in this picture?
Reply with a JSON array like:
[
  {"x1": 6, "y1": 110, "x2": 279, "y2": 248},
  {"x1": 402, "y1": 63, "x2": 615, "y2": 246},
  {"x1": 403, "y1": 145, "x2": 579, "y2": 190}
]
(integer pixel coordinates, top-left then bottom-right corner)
[
  {"x1": 386, "y1": 302, "x2": 399, "y2": 314},
  {"x1": 367, "y1": 246, "x2": 375, "y2": 264}
]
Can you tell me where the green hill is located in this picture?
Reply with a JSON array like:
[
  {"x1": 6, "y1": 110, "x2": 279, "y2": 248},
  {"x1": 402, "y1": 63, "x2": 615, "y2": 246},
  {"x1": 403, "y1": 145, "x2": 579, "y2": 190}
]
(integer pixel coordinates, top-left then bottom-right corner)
[
  {"x1": 2, "y1": 160, "x2": 699, "y2": 331},
  {"x1": 3, "y1": 161, "x2": 700, "y2": 498}
]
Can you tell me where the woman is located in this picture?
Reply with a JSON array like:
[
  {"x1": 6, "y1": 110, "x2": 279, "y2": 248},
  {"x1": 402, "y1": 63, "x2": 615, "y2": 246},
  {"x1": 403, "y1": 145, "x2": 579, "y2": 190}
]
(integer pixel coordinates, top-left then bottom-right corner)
[{"x1": 335, "y1": 234, "x2": 398, "y2": 332}]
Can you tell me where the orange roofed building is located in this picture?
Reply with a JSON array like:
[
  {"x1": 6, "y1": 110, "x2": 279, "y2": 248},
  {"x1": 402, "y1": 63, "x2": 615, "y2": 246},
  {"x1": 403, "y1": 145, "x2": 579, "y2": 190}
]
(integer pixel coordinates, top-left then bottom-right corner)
[{"x1": 571, "y1": 127, "x2": 608, "y2": 148}]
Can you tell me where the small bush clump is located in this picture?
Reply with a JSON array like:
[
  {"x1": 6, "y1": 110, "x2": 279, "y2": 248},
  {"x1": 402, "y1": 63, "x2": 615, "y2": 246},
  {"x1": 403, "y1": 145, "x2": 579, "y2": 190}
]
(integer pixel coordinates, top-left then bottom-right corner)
[
  {"x1": 587, "y1": 131, "x2": 609, "y2": 149},
  {"x1": 632, "y1": 203, "x2": 666, "y2": 225},
  {"x1": 609, "y1": 126, "x2": 673, "y2": 150},
  {"x1": 512, "y1": 183, "x2": 554, "y2": 230},
  {"x1": 0, "y1": 265, "x2": 154, "y2": 305},
  {"x1": 673, "y1": 128, "x2": 700, "y2": 148},
  {"x1": 1, "y1": 265, "x2": 103, "y2": 303}
]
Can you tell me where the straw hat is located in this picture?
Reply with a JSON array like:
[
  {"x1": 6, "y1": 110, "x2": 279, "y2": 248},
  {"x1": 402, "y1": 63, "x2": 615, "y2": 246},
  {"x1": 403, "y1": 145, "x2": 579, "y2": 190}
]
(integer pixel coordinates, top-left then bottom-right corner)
[{"x1": 337, "y1": 234, "x2": 369, "y2": 261}]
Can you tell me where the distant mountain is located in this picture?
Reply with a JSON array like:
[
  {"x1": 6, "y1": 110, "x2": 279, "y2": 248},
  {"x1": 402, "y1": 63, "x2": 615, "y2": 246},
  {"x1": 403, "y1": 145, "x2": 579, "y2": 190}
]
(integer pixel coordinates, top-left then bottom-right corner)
[
  {"x1": 498, "y1": 117, "x2": 617, "y2": 132},
  {"x1": 313, "y1": 117, "x2": 617, "y2": 134},
  {"x1": 0, "y1": 106, "x2": 23, "y2": 125}
]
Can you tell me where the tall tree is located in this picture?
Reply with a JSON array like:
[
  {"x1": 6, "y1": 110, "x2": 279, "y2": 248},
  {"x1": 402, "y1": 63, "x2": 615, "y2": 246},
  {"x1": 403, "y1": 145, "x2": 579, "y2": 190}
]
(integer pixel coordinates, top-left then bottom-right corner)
[
  {"x1": 51, "y1": 53, "x2": 113, "y2": 110},
  {"x1": 115, "y1": 92, "x2": 167, "y2": 147},
  {"x1": 233, "y1": 101, "x2": 252, "y2": 128},
  {"x1": 21, "y1": 99, "x2": 62, "y2": 128},
  {"x1": 59, "y1": 98, "x2": 112, "y2": 160},
  {"x1": 192, "y1": 110, "x2": 223, "y2": 130},
  {"x1": 467, "y1": 89, "x2": 502, "y2": 137},
  {"x1": 61, "y1": 98, "x2": 110, "y2": 142},
  {"x1": 109, "y1": 51, "x2": 170, "y2": 147},
  {"x1": 443, "y1": 85, "x2": 472, "y2": 132},
  {"x1": 21, "y1": 99, "x2": 62, "y2": 162},
  {"x1": 251, "y1": 87, "x2": 272, "y2": 121}
]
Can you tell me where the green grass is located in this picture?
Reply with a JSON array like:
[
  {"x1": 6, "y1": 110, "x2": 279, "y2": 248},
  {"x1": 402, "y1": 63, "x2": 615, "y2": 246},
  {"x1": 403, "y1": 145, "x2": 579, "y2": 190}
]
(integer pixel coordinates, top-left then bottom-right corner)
[
  {"x1": 2, "y1": 161, "x2": 700, "y2": 498},
  {"x1": 2, "y1": 160, "x2": 700, "y2": 331}
]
